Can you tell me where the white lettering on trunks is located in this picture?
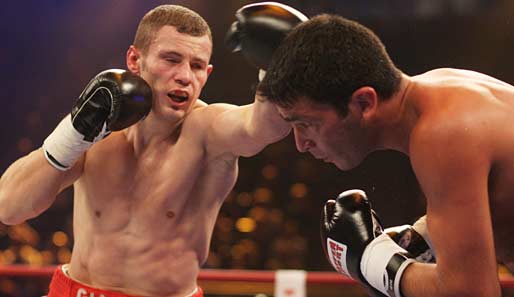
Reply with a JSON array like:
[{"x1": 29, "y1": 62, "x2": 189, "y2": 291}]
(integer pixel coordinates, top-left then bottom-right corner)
[{"x1": 76, "y1": 288, "x2": 106, "y2": 297}]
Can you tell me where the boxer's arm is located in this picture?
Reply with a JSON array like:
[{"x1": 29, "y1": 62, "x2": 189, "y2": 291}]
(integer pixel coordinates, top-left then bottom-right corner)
[
  {"x1": 403, "y1": 119, "x2": 501, "y2": 297},
  {"x1": 202, "y1": 2, "x2": 308, "y2": 157},
  {"x1": 0, "y1": 148, "x2": 83, "y2": 225},
  {"x1": 0, "y1": 70, "x2": 150, "y2": 225},
  {"x1": 204, "y1": 95, "x2": 290, "y2": 157}
]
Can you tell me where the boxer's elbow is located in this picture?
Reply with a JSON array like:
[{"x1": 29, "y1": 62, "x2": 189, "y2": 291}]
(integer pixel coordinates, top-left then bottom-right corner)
[
  {"x1": 0, "y1": 213, "x2": 26, "y2": 226},
  {"x1": 0, "y1": 186, "x2": 28, "y2": 225},
  {"x1": 0, "y1": 205, "x2": 26, "y2": 226},
  {"x1": 0, "y1": 195, "x2": 50, "y2": 226}
]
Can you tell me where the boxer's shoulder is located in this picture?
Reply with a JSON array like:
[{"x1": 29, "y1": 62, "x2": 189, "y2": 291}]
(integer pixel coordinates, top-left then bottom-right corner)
[{"x1": 184, "y1": 102, "x2": 239, "y2": 132}]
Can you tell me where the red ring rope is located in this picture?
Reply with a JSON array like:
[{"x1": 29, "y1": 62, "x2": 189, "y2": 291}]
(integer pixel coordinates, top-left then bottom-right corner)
[{"x1": 0, "y1": 265, "x2": 513, "y2": 287}]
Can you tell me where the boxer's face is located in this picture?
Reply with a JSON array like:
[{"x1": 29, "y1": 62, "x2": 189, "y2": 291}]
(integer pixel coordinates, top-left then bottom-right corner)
[
  {"x1": 129, "y1": 25, "x2": 213, "y2": 121},
  {"x1": 277, "y1": 97, "x2": 373, "y2": 170}
]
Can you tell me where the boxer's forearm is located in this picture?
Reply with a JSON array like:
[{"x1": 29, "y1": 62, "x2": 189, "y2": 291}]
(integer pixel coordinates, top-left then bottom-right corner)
[
  {"x1": 401, "y1": 263, "x2": 446, "y2": 296},
  {"x1": 401, "y1": 262, "x2": 500, "y2": 297},
  {"x1": 0, "y1": 148, "x2": 78, "y2": 225},
  {"x1": 247, "y1": 94, "x2": 290, "y2": 144}
]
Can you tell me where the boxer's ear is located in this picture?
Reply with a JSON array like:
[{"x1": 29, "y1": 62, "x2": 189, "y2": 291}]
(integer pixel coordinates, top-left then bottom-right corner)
[
  {"x1": 126, "y1": 45, "x2": 142, "y2": 75},
  {"x1": 348, "y1": 86, "x2": 378, "y2": 120}
]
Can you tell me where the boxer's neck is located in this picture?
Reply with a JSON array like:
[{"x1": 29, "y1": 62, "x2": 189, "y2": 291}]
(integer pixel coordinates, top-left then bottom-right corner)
[
  {"x1": 124, "y1": 111, "x2": 183, "y2": 154},
  {"x1": 373, "y1": 75, "x2": 418, "y2": 154}
]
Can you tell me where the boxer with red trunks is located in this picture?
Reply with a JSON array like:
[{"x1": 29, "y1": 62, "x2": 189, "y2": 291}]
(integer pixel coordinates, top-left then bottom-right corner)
[{"x1": 0, "y1": 2, "x2": 307, "y2": 296}]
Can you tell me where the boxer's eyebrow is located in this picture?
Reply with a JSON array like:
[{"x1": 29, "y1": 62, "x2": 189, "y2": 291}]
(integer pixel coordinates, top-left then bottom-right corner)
[
  {"x1": 281, "y1": 114, "x2": 309, "y2": 123},
  {"x1": 160, "y1": 51, "x2": 208, "y2": 66},
  {"x1": 161, "y1": 50, "x2": 182, "y2": 58},
  {"x1": 281, "y1": 115, "x2": 297, "y2": 122}
]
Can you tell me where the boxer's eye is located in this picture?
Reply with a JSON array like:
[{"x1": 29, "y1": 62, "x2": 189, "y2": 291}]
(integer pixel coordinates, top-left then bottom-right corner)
[{"x1": 191, "y1": 62, "x2": 205, "y2": 70}]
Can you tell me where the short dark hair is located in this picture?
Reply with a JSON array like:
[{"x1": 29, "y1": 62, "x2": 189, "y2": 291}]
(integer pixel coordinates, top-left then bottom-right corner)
[
  {"x1": 258, "y1": 14, "x2": 402, "y2": 116},
  {"x1": 134, "y1": 5, "x2": 212, "y2": 54}
]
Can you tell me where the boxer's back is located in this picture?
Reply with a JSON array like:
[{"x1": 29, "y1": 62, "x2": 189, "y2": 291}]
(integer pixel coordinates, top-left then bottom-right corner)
[{"x1": 411, "y1": 68, "x2": 514, "y2": 268}]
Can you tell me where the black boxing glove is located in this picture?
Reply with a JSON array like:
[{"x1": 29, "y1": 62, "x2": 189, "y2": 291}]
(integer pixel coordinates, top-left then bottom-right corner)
[
  {"x1": 385, "y1": 215, "x2": 436, "y2": 263},
  {"x1": 225, "y1": 1, "x2": 308, "y2": 74},
  {"x1": 321, "y1": 190, "x2": 415, "y2": 297},
  {"x1": 43, "y1": 69, "x2": 152, "y2": 170}
]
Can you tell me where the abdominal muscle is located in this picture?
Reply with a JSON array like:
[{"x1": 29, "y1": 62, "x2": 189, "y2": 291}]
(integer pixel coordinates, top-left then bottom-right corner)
[
  {"x1": 66, "y1": 182, "x2": 220, "y2": 297},
  {"x1": 69, "y1": 231, "x2": 200, "y2": 296}
]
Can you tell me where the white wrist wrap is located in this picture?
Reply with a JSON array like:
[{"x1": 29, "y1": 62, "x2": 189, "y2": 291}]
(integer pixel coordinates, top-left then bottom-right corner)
[
  {"x1": 258, "y1": 69, "x2": 266, "y2": 82},
  {"x1": 42, "y1": 114, "x2": 105, "y2": 171},
  {"x1": 361, "y1": 233, "x2": 415, "y2": 297},
  {"x1": 412, "y1": 215, "x2": 434, "y2": 251},
  {"x1": 384, "y1": 224, "x2": 411, "y2": 235}
]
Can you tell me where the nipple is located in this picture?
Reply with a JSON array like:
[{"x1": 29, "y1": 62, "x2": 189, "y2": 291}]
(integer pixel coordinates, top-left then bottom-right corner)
[{"x1": 166, "y1": 210, "x2": 175, "y2": 219}]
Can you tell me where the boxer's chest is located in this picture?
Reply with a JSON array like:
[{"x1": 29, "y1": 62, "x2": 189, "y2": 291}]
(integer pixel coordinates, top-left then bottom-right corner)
[{"x1": 80, "y1": 131, "x2": 236, "y2": 229}]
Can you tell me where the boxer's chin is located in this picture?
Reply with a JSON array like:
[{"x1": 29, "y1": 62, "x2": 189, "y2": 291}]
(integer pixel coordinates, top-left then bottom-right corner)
[{"x1": 333, "y1": 158, "x2": 357, "y2": 171}]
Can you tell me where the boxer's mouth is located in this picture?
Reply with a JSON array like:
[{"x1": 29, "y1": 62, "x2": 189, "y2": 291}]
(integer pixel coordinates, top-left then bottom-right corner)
[{"x1": 168, "y1": 90, "x2": 189, "y2": 103}]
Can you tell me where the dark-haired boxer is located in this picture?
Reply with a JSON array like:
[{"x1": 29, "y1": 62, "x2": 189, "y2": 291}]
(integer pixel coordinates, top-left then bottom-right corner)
[
  {"x1": 0, "y1": 3, "x2": 307, "y2": 296},
  {"x1": 259, "y1": 13, "x2": 514, "y2": 297}
]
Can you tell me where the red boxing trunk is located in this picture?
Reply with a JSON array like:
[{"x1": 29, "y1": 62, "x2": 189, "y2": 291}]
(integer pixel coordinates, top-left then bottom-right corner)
[{"x1": 47, "y1": 265, "x2": 203, "y2": 297}]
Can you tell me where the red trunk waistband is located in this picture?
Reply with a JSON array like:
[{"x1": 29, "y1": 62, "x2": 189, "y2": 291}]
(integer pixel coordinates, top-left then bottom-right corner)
[{"x1": 46, "y1": 265, "x2": 203, "y2": 297}]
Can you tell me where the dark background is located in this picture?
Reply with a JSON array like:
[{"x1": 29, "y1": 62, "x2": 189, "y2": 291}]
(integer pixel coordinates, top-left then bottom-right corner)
[{"x1": 1, "y1": 0, "x2": 513, "y2": 295}]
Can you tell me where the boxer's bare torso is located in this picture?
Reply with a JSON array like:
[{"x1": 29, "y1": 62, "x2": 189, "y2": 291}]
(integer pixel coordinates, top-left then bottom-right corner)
[
  {"x1": 0, "y1": 6, "x2": 297, "y2": 296},
  {"x1": 0, "y1": 21, "x2": 290, "y2": 296},
  {"x1": 407, "y1": 68, "x2": 514, "y2": 273},
  {"x1": 68, "y1": 103, "x2": 243, "y2": 296}
]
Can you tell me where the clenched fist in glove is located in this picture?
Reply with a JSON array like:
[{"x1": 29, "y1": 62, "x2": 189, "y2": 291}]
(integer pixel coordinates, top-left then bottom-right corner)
[
  {"x1": 43, "y1": 69, "x2": 152, "y2": 171},
  {"x1": 321, "y1": 189, "x2": 416, "y2": 297},
  {"x1": 225, "y1": 2, "x2": 308, "y2": 80}
]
